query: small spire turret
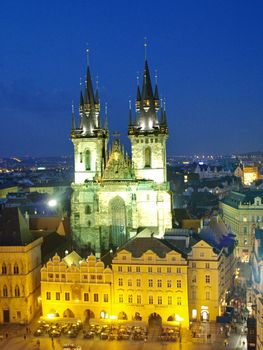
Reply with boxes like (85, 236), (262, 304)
(128, 99), (133, 126)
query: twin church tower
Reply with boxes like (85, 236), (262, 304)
(70, 49), (172, 255)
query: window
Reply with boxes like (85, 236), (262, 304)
(84, 293), (89, 302)
(157, 279), (162, 288)
(200, 252), (204, 257)
(46, 292), (51, 300)
(85, 205), (91, 215)
(85, 149), (91, 170)
(205, 275), (210, 284)
(2, 263), (7, 274)
(122, 256), (126, 260)
(136, 279), (141, 287)
(205, 263), (210, 269)
(192, 275), (196, 283)
(127, 279), (132, 287)
(167, 280), (172, 288)
(118, 266), (122, 272)
(157, 267), (161, 273)
(94, 293), (99, 302)
(192, 262), (196, 268)
(83, 275), (87, 280)
(65, 292), (70, 301)
(104, 294), (108, 302)
(243, 227), (247, 234)
(14, 285), (20, 297)
(148, 267), (153, 273)
(167, 267), (171, 273)
(177, 280), (182, 288)
(145, 147), (151, 167)
(119, 294), (123, 303)
(177, 296), (182, 305)
(80, 152), (83, 163)
(127, 266), (132, 272)
(176, 267), (181, 274)
(56, 292), (60, 300)
(137, 295), (141, 304)
(205, 291), (210, 300)
(118, 278), (123, 286)
(14, 263), (19, 274)
(55, 274), (59, 279)
(136, 266), (140, 273)
(168, 296), (172, 305)
(148, 279), (153, 288)
(48, 273), (53, 279)
(149, 295), (153, 304)
(128, 295), (133, 303)
(158, 296), (162, 305)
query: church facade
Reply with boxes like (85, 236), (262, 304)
(70, 56), (172, 254)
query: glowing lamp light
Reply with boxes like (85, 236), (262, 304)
(47, 313), (55, 319)
(175, 314), (184, 322)
(48, 199), (57, 207)
(109, 315), (117, 320)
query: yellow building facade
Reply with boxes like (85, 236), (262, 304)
(187, 240), (236, 322)
(111, 237), (189, 328)
(41, 252), (113, 321)
(0, 208), (43, 323)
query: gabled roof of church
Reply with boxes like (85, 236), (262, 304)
(0, 207), (35, 246)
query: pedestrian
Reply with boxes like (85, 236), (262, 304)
(5, 333), (8, 339)
(24, 334), (26, 340)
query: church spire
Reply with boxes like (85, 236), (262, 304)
(71, 101), (76, 138)
(128, 99), (133, 126)
(128, 42), (168, 136)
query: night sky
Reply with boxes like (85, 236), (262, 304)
(0, 0), (263, 157)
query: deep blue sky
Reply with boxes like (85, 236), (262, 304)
(0, 0), (263, 157)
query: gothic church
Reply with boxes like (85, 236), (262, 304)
(70, 54), (172, 255)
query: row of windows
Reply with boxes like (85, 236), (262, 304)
(191, 262), (211, 269)
(117, 265), (181, 273)
(118, 294), (182, 306)
(135, 138), (159, 144)
(1, 263), (19, 275)
(47, 273), (106, 281)
(191, 275), (211, 284)
(191, 291), (211, 300)
(118, 278), (182, 288)
(46, 292), (108, 303)
(1, 285), (20, 297)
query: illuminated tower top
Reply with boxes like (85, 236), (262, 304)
(128, 47), (168, 136)
(71, 50), (107, 139)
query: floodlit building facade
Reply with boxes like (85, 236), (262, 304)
(111, 237), (189, 328)
(220, 190), (263, 261)
(0, 208), (42, 323)
(70, 55), (172, 254)
(41, 251), (113, 321)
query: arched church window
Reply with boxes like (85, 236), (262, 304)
(85, 205), (91, 215)
(14, 285), (20, 297)
(3, 285), (8, 297)
(109, 196), (126, 247)
(2, 263), (7, 274)
(144, 147), (151, 168)
(14, 263), (19, 274)
(85, 150), (91, 170)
